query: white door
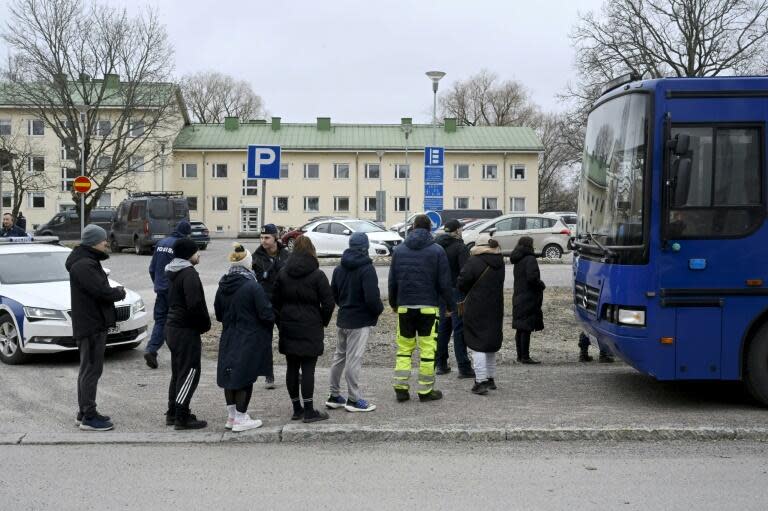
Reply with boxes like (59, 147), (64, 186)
(240, 208), (260, 233)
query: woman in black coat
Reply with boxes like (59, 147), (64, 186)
(272, 236), (335, 423)
(509, 236), (545, 364)
(457, 234), (505, 395)
(214, 243), (274, 432)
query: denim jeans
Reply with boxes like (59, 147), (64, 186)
(436, 288), (472, 373)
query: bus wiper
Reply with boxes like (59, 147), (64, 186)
(575, 233), (617, 259)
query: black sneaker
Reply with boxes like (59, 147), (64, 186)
(303, 409), (330, 423)
(487, 378), (497, 390)
(435, 364), (452, 375)
(418, 389), (443, 402)
(76, 412), (111, 426)
(264, 376), (276, 390)
(395, 388), (410, 402)
(174, 414), (207, 430)
(165, 410), (175, 426)
(520, 357), (541, 365)
(471, 381), (490, 395)
(144, 352), (158, 369)
(291, 407), (305, 420)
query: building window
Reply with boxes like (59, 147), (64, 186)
(511, 164), (526, 180)
(212, 196), (228, 211)
(482, 197), (498, 210)
(0, 119), (10, 135)
(28, 119), (44, 136)
(242, 178), (258, 196)
(454, 164), (470, 180)
(60, 140), (75, 161)
(482, 164), (498, 180)
(61, 167), (77, 191)
(96, 120), (111, 137)
(395, 164), (410, 180)
(304, 196), (319, 212)
(365, 163), (380, 179)
(454, 197), (470, 209)
(212, 163), (228, 178)
(273, 196), (289, 212)
(28, 192), (45, 208)
(1, 192), (11, 208)
(304, 163), (319, 179)
(129, 155), (144, 172)
(29, 156), (45, 173)
(181, 163), (197, 179)
(187, 196), (198, 211)
(334, 196), (350, 212)
(280, 163), (289, 178)
(128, 120), (144, 138)
(510, 196), (526, 212)
(333, 163), (350, 179)
(394, 196), (410, 212)
(97, 193), (112, 208)
(364, 196), (377, 212)
(95, 156), (111, 175)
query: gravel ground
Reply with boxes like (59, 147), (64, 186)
(201, 287), (584, 367)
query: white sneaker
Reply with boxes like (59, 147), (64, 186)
(225, 417), (234, 430)
(232, 415), (263, 432)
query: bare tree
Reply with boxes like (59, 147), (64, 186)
(0, 133), (56, 218)
(2, 0), (179, 223)
(537, 113), (582, 212)
(181, 71), (265, 123)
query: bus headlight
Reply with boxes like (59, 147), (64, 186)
(618, 308), (645, 326)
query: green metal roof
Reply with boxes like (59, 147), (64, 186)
(173, 123), (544, 152)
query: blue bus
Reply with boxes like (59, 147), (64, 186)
(573, 75), (768, 405)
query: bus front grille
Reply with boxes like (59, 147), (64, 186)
(574, 281), (599, 315)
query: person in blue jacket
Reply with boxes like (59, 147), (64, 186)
(144, 220), (192, 369)
(1, 213), (27, 237)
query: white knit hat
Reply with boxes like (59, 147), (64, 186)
(228, 243), (253, 269)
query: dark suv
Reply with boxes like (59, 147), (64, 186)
(109, 192), (189, 255)
(35, 208), (115, 240)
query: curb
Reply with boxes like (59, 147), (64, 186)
(6, 426), (768, 445)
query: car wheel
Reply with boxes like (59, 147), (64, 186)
(110, 237), (121, 253)
(543, 244), (563, 259)
(466, 242), (475, 251)
(744, 323), (768, 406)
(134, 237), (150, 255)
(287, 238), (295, 252)
(0, 314), (27, 365)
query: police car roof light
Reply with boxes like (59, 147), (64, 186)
(0, 236), (61, 245)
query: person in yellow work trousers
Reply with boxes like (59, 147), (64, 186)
(387, 214), (454, 402)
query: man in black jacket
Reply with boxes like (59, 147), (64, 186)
(1, 213), (26, 237)
(434, 219), (474, 378)
(165, 238), (211, 430)
(66, 224), (126, 431)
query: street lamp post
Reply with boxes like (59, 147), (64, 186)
(76, 106), (90, 238)
(158, 141), (167, 192)
(425, 71), (446, 146)
(402, 126), (412, 222)
(375, 149), (385, 223)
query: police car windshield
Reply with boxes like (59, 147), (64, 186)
(0, 252), (70, 284)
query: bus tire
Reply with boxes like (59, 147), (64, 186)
(744, 323), (768, 406)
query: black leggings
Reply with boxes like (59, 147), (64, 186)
(224, 385), (253, 413)
(515, 330), (532, 359)
(285, 355), (317, 402)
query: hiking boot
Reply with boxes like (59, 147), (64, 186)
(520, 357), (541, 365)
(303, 409), (330, 423)
(457, 370), (476, 379)
(232, 414), (263, 432)
(418, 389), (443, 402)
(325, 394), (347, 410)
(345, 399), (376, 413)
(395, 388), (410, 402)
(471, 381), (490, 395)
(79, 416), (114, 431)
(599, 354), (615, 363)
(174, 414), (207, 430)
(264, 377), (276, 390)
(435, 364), (452, 375)
(487, 378), (498, 390)
(144, 352), (158, 369)
(76, 412), (111, 426)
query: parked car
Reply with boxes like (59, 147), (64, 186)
(189, 221), (210, 250)
(281, 219), (331, 251)
(544, 211), (578, 231)
(0, 236), (149, 364)
(34, 208), (115, 240)
(302, 218), (401, 256)
(462, 213), (572, 258)
(109, 191), (189, 255)
(390, 209), (503, 237)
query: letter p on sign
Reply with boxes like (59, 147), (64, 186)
(247, 145), (281, 179)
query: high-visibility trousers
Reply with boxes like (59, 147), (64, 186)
(393, 306), (439, 395)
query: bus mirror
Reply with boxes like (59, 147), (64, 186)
(669, 133), (690, 156)
(672, 158), (692, 207)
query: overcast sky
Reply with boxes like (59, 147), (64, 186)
(1, 0), (606, 123)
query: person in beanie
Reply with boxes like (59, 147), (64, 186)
(144, 220), (192, 369)
(165, 238), (210, 429)
(388, 214), (453, 403)
(433, 219), (473, 378)
(214, 243), (273, 432)
(272, 236), (335, 423)
(252, 223), (289, 389)
(510, 236), (545, 364)
(326, 232), (384, 413)
(457, 233), (505, 395)
(65, 224), (126, 431)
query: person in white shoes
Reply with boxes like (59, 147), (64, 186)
(214, 243), (275, 432)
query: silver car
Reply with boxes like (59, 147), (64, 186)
(462, 213), (572, 258)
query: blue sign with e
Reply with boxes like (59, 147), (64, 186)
(424, 146), (444, 166)
(247, 145), (281, 179)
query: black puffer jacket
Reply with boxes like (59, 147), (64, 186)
(434, 233), (470, 287)
(65, 246), (126, 338)
(252, 244), (289, 300)
(272, 252), (335, 357)
(166, 260), (211, 334)
(457, 250), (506, 352)
(510, 246), (545, 332)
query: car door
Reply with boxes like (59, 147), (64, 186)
(487, 217), (523, 254)
(307, 222), (332, 256)
(65, 213), (81, 240)
(523, 216), (548, 254)
(328, 222), (351, 255)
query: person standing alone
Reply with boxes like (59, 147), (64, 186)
(510, 236), (545, 364)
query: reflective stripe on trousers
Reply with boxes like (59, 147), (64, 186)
(393, 307), (439, 395)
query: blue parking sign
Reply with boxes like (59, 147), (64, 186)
(247, 145), (281, 179)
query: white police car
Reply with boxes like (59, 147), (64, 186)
(0, 237), (149, 364)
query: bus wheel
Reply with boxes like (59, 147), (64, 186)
(744, 323), (768, 406)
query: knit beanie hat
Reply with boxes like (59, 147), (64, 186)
(81, 224), (107, 247)
(349, 232), (369, 253)
(175, 220), (192, 236)
(173, 238), (199, 260)
(229, 242), (253, 269)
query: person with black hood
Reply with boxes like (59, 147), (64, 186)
(165, 238), (210, 430)
(66, 224), (126, 431)
(509, 236), (545, 364)
(326, 232), (384, 413)
(214, 243), (274, 432)
(433, 219), (473, 378)
(272, 236), (335, 423)
(252, 223), (289, 389)
(457, 233), (506, 395)
(388, 214), (453, 403)
(144, 219), (192, 369)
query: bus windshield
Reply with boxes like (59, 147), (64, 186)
(578, 93), (648, 248)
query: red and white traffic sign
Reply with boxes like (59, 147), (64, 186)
(73, 176), (92, 194)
